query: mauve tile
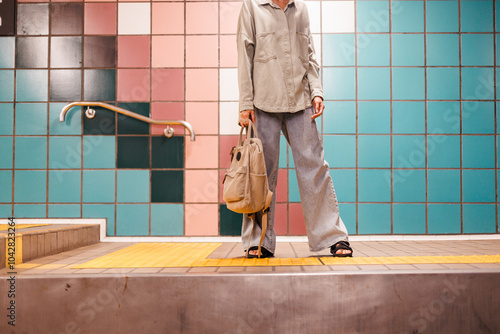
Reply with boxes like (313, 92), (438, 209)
(84, 3), (117, 35)
(50, 3), (83, 35)
(152, 36), (184, 68)
(219, 135), (238, 169)
(289, 203), (307, 235)
(117, 36), (150, 68)
(84, 36), (116, 68)
(16, 37), (48, 68)
(274, 203), (288, 236)
(17, 4), (49, 35)
(276, 169), (288, 202)
(117, 69), (150, 102)
(151, 69), (184, 101)
(185, 102), (219, 135)
(185, 204), (218, 236)
(186, 35), (218, 68)
(220, 35), (238, 68)
(185, 170), (218, 203)
(150, 102), (184, 136)
(220, 2), (242, 34)
(152, 3), (184, 34)
(185, 69), (218, 101)
(186, 3), (218, 34)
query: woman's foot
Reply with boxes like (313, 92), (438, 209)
(330, 241), (353, 257)
(247, 246), (274, 258)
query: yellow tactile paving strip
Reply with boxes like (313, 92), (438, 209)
(0, 224), (49, 231)
(72, 243), (500, 269)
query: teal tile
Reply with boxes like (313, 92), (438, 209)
(393, 204), (426, 234)
(427, 135), (460, 168)
(358, 135), (391, 168)
(428, 170), (460, 202)
(151, 170), (183, 203)
(15, 103), (47, 135)
(462, 135), (495, 168)
(151, 136), (184, 169)
(48, 170), (81, 203)
(16, 70), (48, 102)
(462, 67), (494, 100)
(14, 204), (46, 218)
(426, 34), (459, 66)
(358, 203), (391, 234)
(427, 68), (460, 100)
(151, 204), (183, 236)
(461, 0), (493, 32)
(393, 135), (426, 168)
(117, 170), (149, 203)
(289, 143), (295, 169)
(117, 136), (150, 169)
(392, 68), (425, 100)
(82, 136), (116, 169)
(84, 69), (116, 101)
(358, 68), (390, 100)
(426, 1), (459, 32)
(339, 203), (356, 234)
(0, 205), (13, 218)
(463, 204), (496, 233)
(322, 34), (355, 66)
(323, 67), (356, 100)
(323, 135), (356, 168)
(323, 101), (356, 134)
(288, 169), (300, 202)
(0, 37), (15, 68)
(14, 170), (47, 203)
(498, 137), (500, 167)
(393, 102), (425, 134)
(330, 169), (356, 202)
(427, 102), (461, 134)
(461, 34), (494, 66)
(462, 102), (494, 134)
(117, 102), (150, 135)
(393, 170), (426, 202)
(496, 35), (500, 65)
(0, 170), (12, 203)
(116, 204), (149, 236)
(391, 1), (424, 32)
(497, 0), (500, 31)
(358, 169), (391, 202)
(0, 103), (14, 135)
(391, 34), (424, 66)
(49, 136), (81, 169)
(0, 137), (13, 168)
(356, 1), (390, 33)
(48, 204), (80, 218)
(357, 34), (390, 66)
(428, 204), (461, 234)
(0, 70), (14, 101)
(279, 136), (287, 168)
(49, 103), (82, 135)
(82, 170), (115, 203)
(15, 136), (46, 169)
(358, 101), (390, 134)
(220, 204), (243, 236)
(83, 204), (115, 236)
(463, 170), (495, 202)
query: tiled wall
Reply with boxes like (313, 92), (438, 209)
(0, 0), (499, 236)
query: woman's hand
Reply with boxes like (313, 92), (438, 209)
(239, 109), (256, 127)
(311, 96), (325, 120)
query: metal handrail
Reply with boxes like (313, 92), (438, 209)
(60, 102), (195, 141)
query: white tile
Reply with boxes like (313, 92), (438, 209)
(312, 33), (321, 66)
(219, 68), (239, 101)
(219, 101), (241, 135)
(305, 1), (321, 34)
(118, 3), (151, 35)
(322, 1), (355, 33)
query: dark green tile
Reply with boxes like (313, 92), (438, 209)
(219, 204), (243, 236)
(17, 4), (49, 36)
(84, 69), (115, 101)
(50, 36), (82, 68)
(83, 106), (115, 135)
(151, 170), (183, 203)
(117, 136), (150, 169)
(117, 102), (150, 135)
(151, 136), (184, 168)
(16, 37), (48, 68)
(50, 3), (83, 35)
(50, 69), (82, 101)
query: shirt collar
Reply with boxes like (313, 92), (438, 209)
(258, 0), (295, 9)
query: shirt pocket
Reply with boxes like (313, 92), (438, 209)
(296, 32), (310, 66)
(254, 32), (278, 63)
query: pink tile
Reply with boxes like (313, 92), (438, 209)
(185, 204), (218, 236)
(152, 3), (184, 34)
(83, 0), (113, 2)
(84, 3), (117, 35)
(52, 0), (83, 2)
(117, 69), (150, 102)
(220, 35), (237, 68)
(117, 36), (150, 68)
(186, 35), (218, 68)
(220, 2), (242, 34)
(151, 69), (184, 101)
(186, 69), (218, 101)
(185, 170), (219, 203)
(219, 169), (226, 203)
(276, 169), (288, 203)
(185, 135), (218, 168)
(186, 3), (218, 34)
(185, 102), (219, 135)
(150, 102), (184, 135)
(152, 36), (184, 68)
(274, 203), (288, 236)
(289, 203), (307, 236)
(219, 135), (239, 169)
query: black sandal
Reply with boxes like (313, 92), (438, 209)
(330, 241), (353, 257)
(246, 246), (274, 259)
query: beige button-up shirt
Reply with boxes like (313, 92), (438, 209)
(237, 0), (323, 113)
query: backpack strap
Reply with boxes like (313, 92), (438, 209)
(245, 208), (269, 259)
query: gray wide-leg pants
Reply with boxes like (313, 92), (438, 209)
(241, 107), (349, 253)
